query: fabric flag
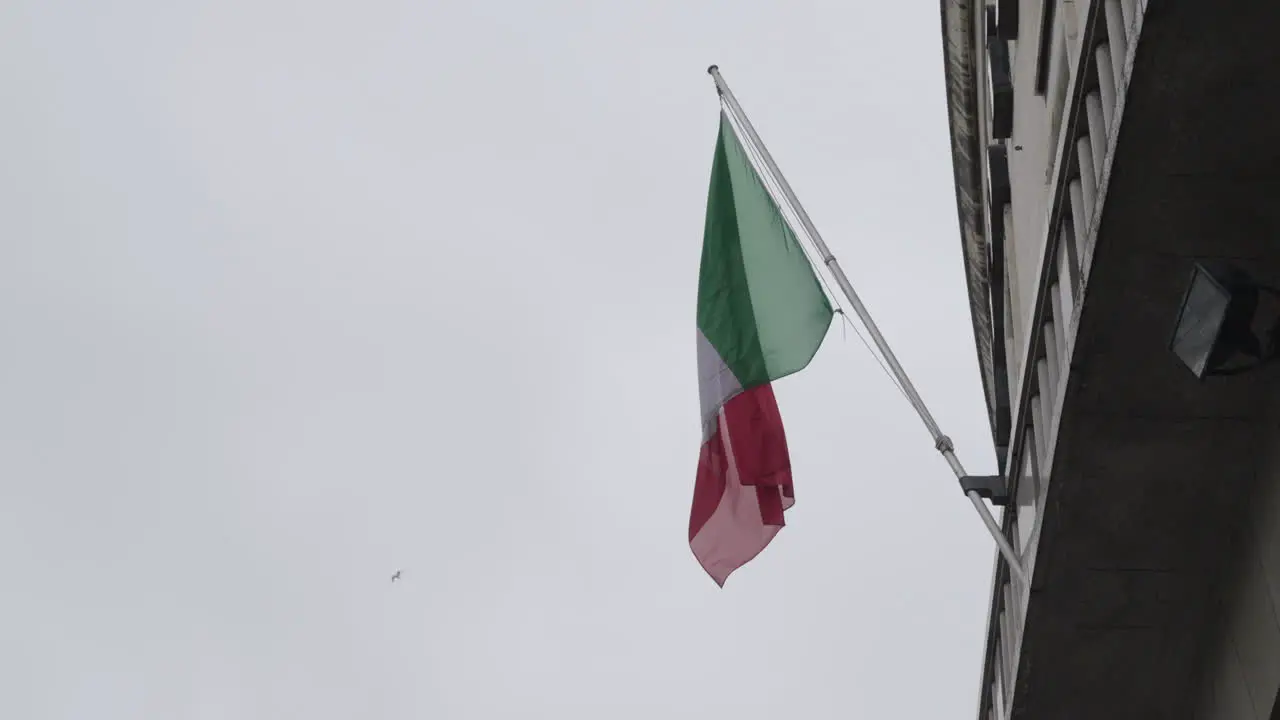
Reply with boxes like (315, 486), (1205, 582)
(690, 112), (834, 586)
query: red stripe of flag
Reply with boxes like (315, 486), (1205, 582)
(689, 384), (795, 586)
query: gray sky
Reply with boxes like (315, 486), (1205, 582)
(0, 2), (998, 717)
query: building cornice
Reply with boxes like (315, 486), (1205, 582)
(940, 0), (999, 446)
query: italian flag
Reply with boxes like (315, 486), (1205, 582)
(691, 113), (834, 586)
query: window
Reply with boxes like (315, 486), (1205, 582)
(1034, 0), (1057, 94)
(988, 143), (1012, 209)
(997, 0), (1020, 41)
(987, 7), (1015, 139)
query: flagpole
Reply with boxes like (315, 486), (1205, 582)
(707, 65), (1027, 586)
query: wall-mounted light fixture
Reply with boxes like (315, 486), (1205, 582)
(1171, 262), (1278, 378)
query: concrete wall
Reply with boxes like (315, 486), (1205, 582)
(1199, 415), (1280, 720)
(995, 0), (1091, 404)
(1004, 0), (1051, 376)
(969, 0), (1280, 716)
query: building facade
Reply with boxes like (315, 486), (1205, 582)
(942, 0), (1280, 717)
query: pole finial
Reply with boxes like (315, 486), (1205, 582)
(706, 64), (719, 75)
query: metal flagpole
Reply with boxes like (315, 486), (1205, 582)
(707, 65), (1027, 586)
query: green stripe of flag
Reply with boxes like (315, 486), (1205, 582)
(696, 113), (834, 389)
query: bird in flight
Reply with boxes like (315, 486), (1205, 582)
(391, 570), (402, 582)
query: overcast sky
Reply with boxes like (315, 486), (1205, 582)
(0, 2), (999, 718)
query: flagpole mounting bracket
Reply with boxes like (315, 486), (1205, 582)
(960, 474), (1010, 506)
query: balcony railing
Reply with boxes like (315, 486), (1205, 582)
(977, 1), (1149, 718)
